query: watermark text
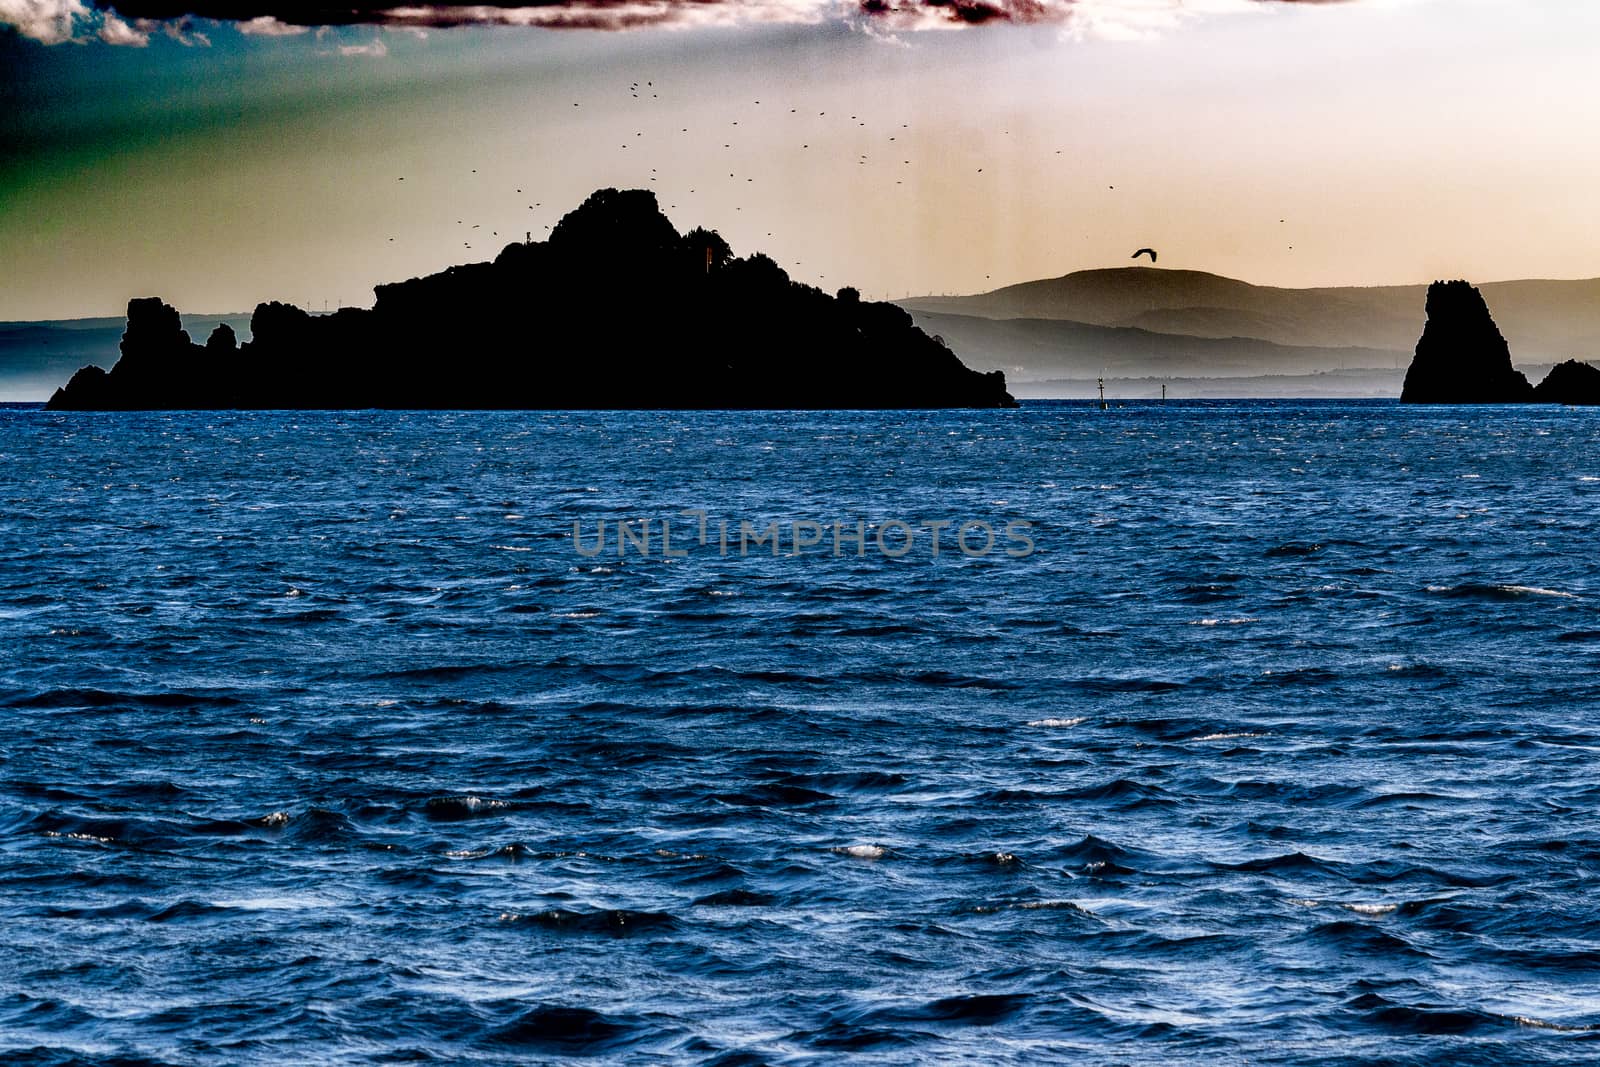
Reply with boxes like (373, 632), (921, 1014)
(570, 510), (1034, 559)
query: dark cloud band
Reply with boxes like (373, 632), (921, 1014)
(1, 0), (1355, 45)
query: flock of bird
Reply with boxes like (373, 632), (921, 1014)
(382, 75), (1297, 295)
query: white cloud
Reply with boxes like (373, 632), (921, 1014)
(0, 0), (91, 44)
(237, 15), (308, 36)
(164, 19), (208, 43)
(97, 9), (148, 43)
(0, 0), (204, 45)
(1062, 0), (1261, 42)
(337, 36), (388, 56)
(0, 0), (1369, 46)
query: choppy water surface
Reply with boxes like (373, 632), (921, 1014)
(3, 401), (1600, 1065)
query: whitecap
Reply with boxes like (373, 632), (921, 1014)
(216, 895), (324, 911)
(1027, 717), (1085, 728)
(833, 844), (887, 859)
(1510, 1015), (1600, 1032)
(1191, 732), (1267, 742)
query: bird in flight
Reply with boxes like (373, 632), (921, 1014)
(1131, 248), (1158, 263)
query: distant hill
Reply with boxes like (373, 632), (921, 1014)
(0, 315), (250, 402)
(902, 268), (1600, 366)
(910, 310), (1407, 381)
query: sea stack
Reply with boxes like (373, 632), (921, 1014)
(1400, 280), (1532, 403)
(1531, 360), (1600, 405)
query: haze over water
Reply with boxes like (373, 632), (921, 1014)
(3, 402), (1599, 1063)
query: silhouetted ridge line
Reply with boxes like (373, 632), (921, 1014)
(1401, 280), (1600, 404)
(47, 188), (1014, 411)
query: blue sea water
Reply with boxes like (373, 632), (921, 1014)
(2, 400), (1599, 1065)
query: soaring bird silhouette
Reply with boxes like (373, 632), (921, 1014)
(1131, 248), (1158, 263)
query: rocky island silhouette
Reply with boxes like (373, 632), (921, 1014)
(1402, 280), (1600, 404)
(47, 189), (1015, 411)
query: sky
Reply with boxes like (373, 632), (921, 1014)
(2, 0), (1599, 320)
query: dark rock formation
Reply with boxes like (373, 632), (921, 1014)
(205, 323), (237, 353)
(49, 189), (1014, 410)
(1532, 359), (1600, 405)
(1401, 280), (1533, 403)
(1398, 279), (1600, 405)
(47, 296), (211, 409)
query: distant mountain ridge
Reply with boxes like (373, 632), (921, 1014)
(1, 316), (250, 333)
(901, 268), (1600, 363)
(0, 315), (251, 403)
(910, 310), (1403, 378)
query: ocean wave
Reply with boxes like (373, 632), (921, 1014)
(483, 1003), (666, 1054)
(499, 908), (680, 938)
(1426, 582), (1578, 600)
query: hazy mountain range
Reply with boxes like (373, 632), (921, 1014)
(900, 268), (1600, 398)
(0, 315), (251, 404)
(5, 267), (1599, 402)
